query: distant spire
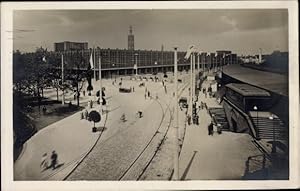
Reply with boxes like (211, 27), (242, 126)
(128, 26), (134, 50)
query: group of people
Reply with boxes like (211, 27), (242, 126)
(208, 121), (222, 136)
(40, 150), (58, 171)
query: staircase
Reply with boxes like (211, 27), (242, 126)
(250, 113), (288, 141)
(208, 107), (229, 131)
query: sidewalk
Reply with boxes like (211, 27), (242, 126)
(14, 83), (112, 180)
(178, 79), (269, 180)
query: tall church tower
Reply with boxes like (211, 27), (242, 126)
(128, 26), (134, 50)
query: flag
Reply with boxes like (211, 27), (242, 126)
(89, 51), (94, 69)
(215, 53), (218, 57)
(223, 53), (226, 58)
(184, 45), (194, 59)
(133, 63), (137, 69)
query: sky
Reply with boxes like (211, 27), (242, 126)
(13, 9), (288, 55)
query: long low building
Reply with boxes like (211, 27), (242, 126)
(219, 64), (289, 131)
(222, 64), (288, 97)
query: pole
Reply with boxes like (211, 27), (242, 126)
(192, 53), (196, 107)
(135, 54), (138, 76)
(197, 53), (200, 73)
(189, 52), (193, 116)
(61, 53), (65, 105)
(99, 55), (102, 115)
(93, 47), (96, 81)
(173, 47), (179, 180)
(271, 115), (276, 154)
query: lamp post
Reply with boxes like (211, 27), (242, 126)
(173, 46), (179, 180)
(253, 106), (258, 137)
(269, 114), (276, 154)
(135, 53), (138, 76)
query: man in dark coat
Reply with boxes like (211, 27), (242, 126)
(208, 122), (214, 136)
(50, 150), (58, 170)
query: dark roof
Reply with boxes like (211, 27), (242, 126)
(223, 64), (288, 96)
(226, 83), (271, 97)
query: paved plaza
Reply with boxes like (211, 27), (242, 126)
(13, 72), (274, 181)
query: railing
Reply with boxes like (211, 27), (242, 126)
(223, 97), (258, 139)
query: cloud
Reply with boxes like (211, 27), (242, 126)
(13, 9), (288, 54)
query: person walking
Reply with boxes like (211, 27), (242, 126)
(208, 122), (214, 136)
(85, 109), (89, 120)
(50, 150), (58, 170)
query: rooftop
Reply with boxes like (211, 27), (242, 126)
(223, 64), (288, 96)
(226, 83), (271, 97)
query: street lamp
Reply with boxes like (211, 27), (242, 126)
(253, 106), (258, 137)
(269, 114), (276, 154)
(134, 53), (138, 76)
(173, 46), (179, 180)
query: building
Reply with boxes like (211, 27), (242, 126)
(54, 41), (88, 52)
(128, 26), (134, 50)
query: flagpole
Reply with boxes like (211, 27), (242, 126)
(61, 53), (65, 105)
(173, 47), (179, 180)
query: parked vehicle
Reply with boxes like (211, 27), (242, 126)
(179, 97), (188, 108)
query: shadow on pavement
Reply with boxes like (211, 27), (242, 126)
(96, 126), (107, 132)
(181, 151), (198, 180)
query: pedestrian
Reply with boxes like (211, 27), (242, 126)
(187, 115), (191, 125)
(217, 124), (222, 134)
(42, 106), (47, 115)
(83, 90), (85, 97)
(90, 100), (93, 108)
(85, 109), (89, 120)
(208, 122), (214, 136)
(74, 94), (76, 101)
(40, 153), (48, 171)
(50, 150), (58, 170)
(148, 91), (150, 97)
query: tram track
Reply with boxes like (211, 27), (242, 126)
(119, 79), (190, 180)
(66, 75), (190, 180)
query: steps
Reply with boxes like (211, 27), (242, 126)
(208, 107), (229, 130)
(251, 116), (288, 141)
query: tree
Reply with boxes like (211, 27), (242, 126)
(63, 50), (88, 106)
(13, 47), (52, 113)
(88, 110), (101, 132)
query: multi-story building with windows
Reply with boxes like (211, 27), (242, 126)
(54, 41), (88, 52)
